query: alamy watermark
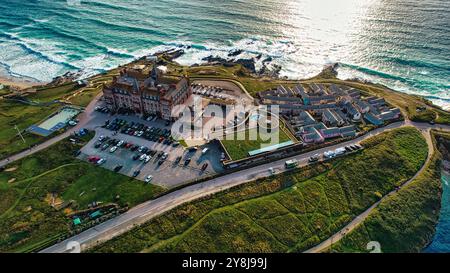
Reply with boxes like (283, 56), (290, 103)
(171, 96), (282, 148)
(66, 241), (81, 253)
(366, 241), (382, 253)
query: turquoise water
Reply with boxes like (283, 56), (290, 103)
(424, 171), (450, 253)
(0, 0), (449, 109)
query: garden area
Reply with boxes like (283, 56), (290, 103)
(220, 127), (293, 161)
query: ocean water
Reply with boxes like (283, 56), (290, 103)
(0, 0), (449, 109)
(424, 171), (450, 253)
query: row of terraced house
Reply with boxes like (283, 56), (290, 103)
(257, 83), (401, 145)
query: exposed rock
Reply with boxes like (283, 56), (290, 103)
(228, 49), (243, 57)
(235, 58), (256, 73)
(262, 56), (273, 63)
(201, 55), (257, 73)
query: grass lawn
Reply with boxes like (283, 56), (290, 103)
(220, 127), (292, 161)
(330, 130), (448, 253)
(92, 127), (428, 253)
(30, 83), (79, 102)
(0, 88), (11, 96)
(0, 132), (165, 252)
(67, 85), (102, 107)
(0, 100), (60, 159)
(0, 83), (83, 160)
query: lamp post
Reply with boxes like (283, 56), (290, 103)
(14, 125), (26, 144)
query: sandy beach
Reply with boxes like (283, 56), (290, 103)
(0, 76), (44, 90)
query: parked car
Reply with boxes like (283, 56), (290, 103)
(324, 151), (335, 159)
(201, 148), (209, 155)
(269, 167), (275, 175)
(145, 175), (153, 183)
(125, 143), (133, 149)
(201, 163), (208, 171)
(114, 165), (123, 172)
(139, 154), (147, 161)
(96, 158), (106, 165)
(88, 156), (100, 163)
(175, 156), (182, 164)
(184, 158), (191, 165)
(309, 154), (320, 163)
(132, 170), (140, 177)
(110, 146), (118, 153)
(144, 156), (151, 163)
(130, 145), (139, 151)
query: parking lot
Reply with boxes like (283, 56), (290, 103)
(79, 111), (225, 188)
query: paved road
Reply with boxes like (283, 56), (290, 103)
(304, 126), (436, 253)
(42, 120), (437, 253)
(0, 93), (102, 168)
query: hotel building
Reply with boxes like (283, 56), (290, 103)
(103, 64), (191, 120)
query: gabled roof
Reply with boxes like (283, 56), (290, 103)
(379, 111), (396, 121)
(340, 125), (356, 133)
(364, 112), (383, 125)
(302, 127), (324, 143)
(320, 127), (341, 136)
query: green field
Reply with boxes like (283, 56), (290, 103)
(0, 133), (165, 252)
(330, 131), (448, 253)
(0, 72), (119, 160)
(0, 100), (60, 159)
(220, 127), (292, 161)
(0, 87), (10, 96)
(0, 83), (83, 159)
(92, 127), (428, 253)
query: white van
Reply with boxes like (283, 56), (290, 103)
(334, 147), (346, 155)
(324, 151), (335, 158)
(202, 148), (209, 155)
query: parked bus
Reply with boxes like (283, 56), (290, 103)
(285, 159), (299, 169)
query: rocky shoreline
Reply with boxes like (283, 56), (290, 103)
(154, 45), (285, 78)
